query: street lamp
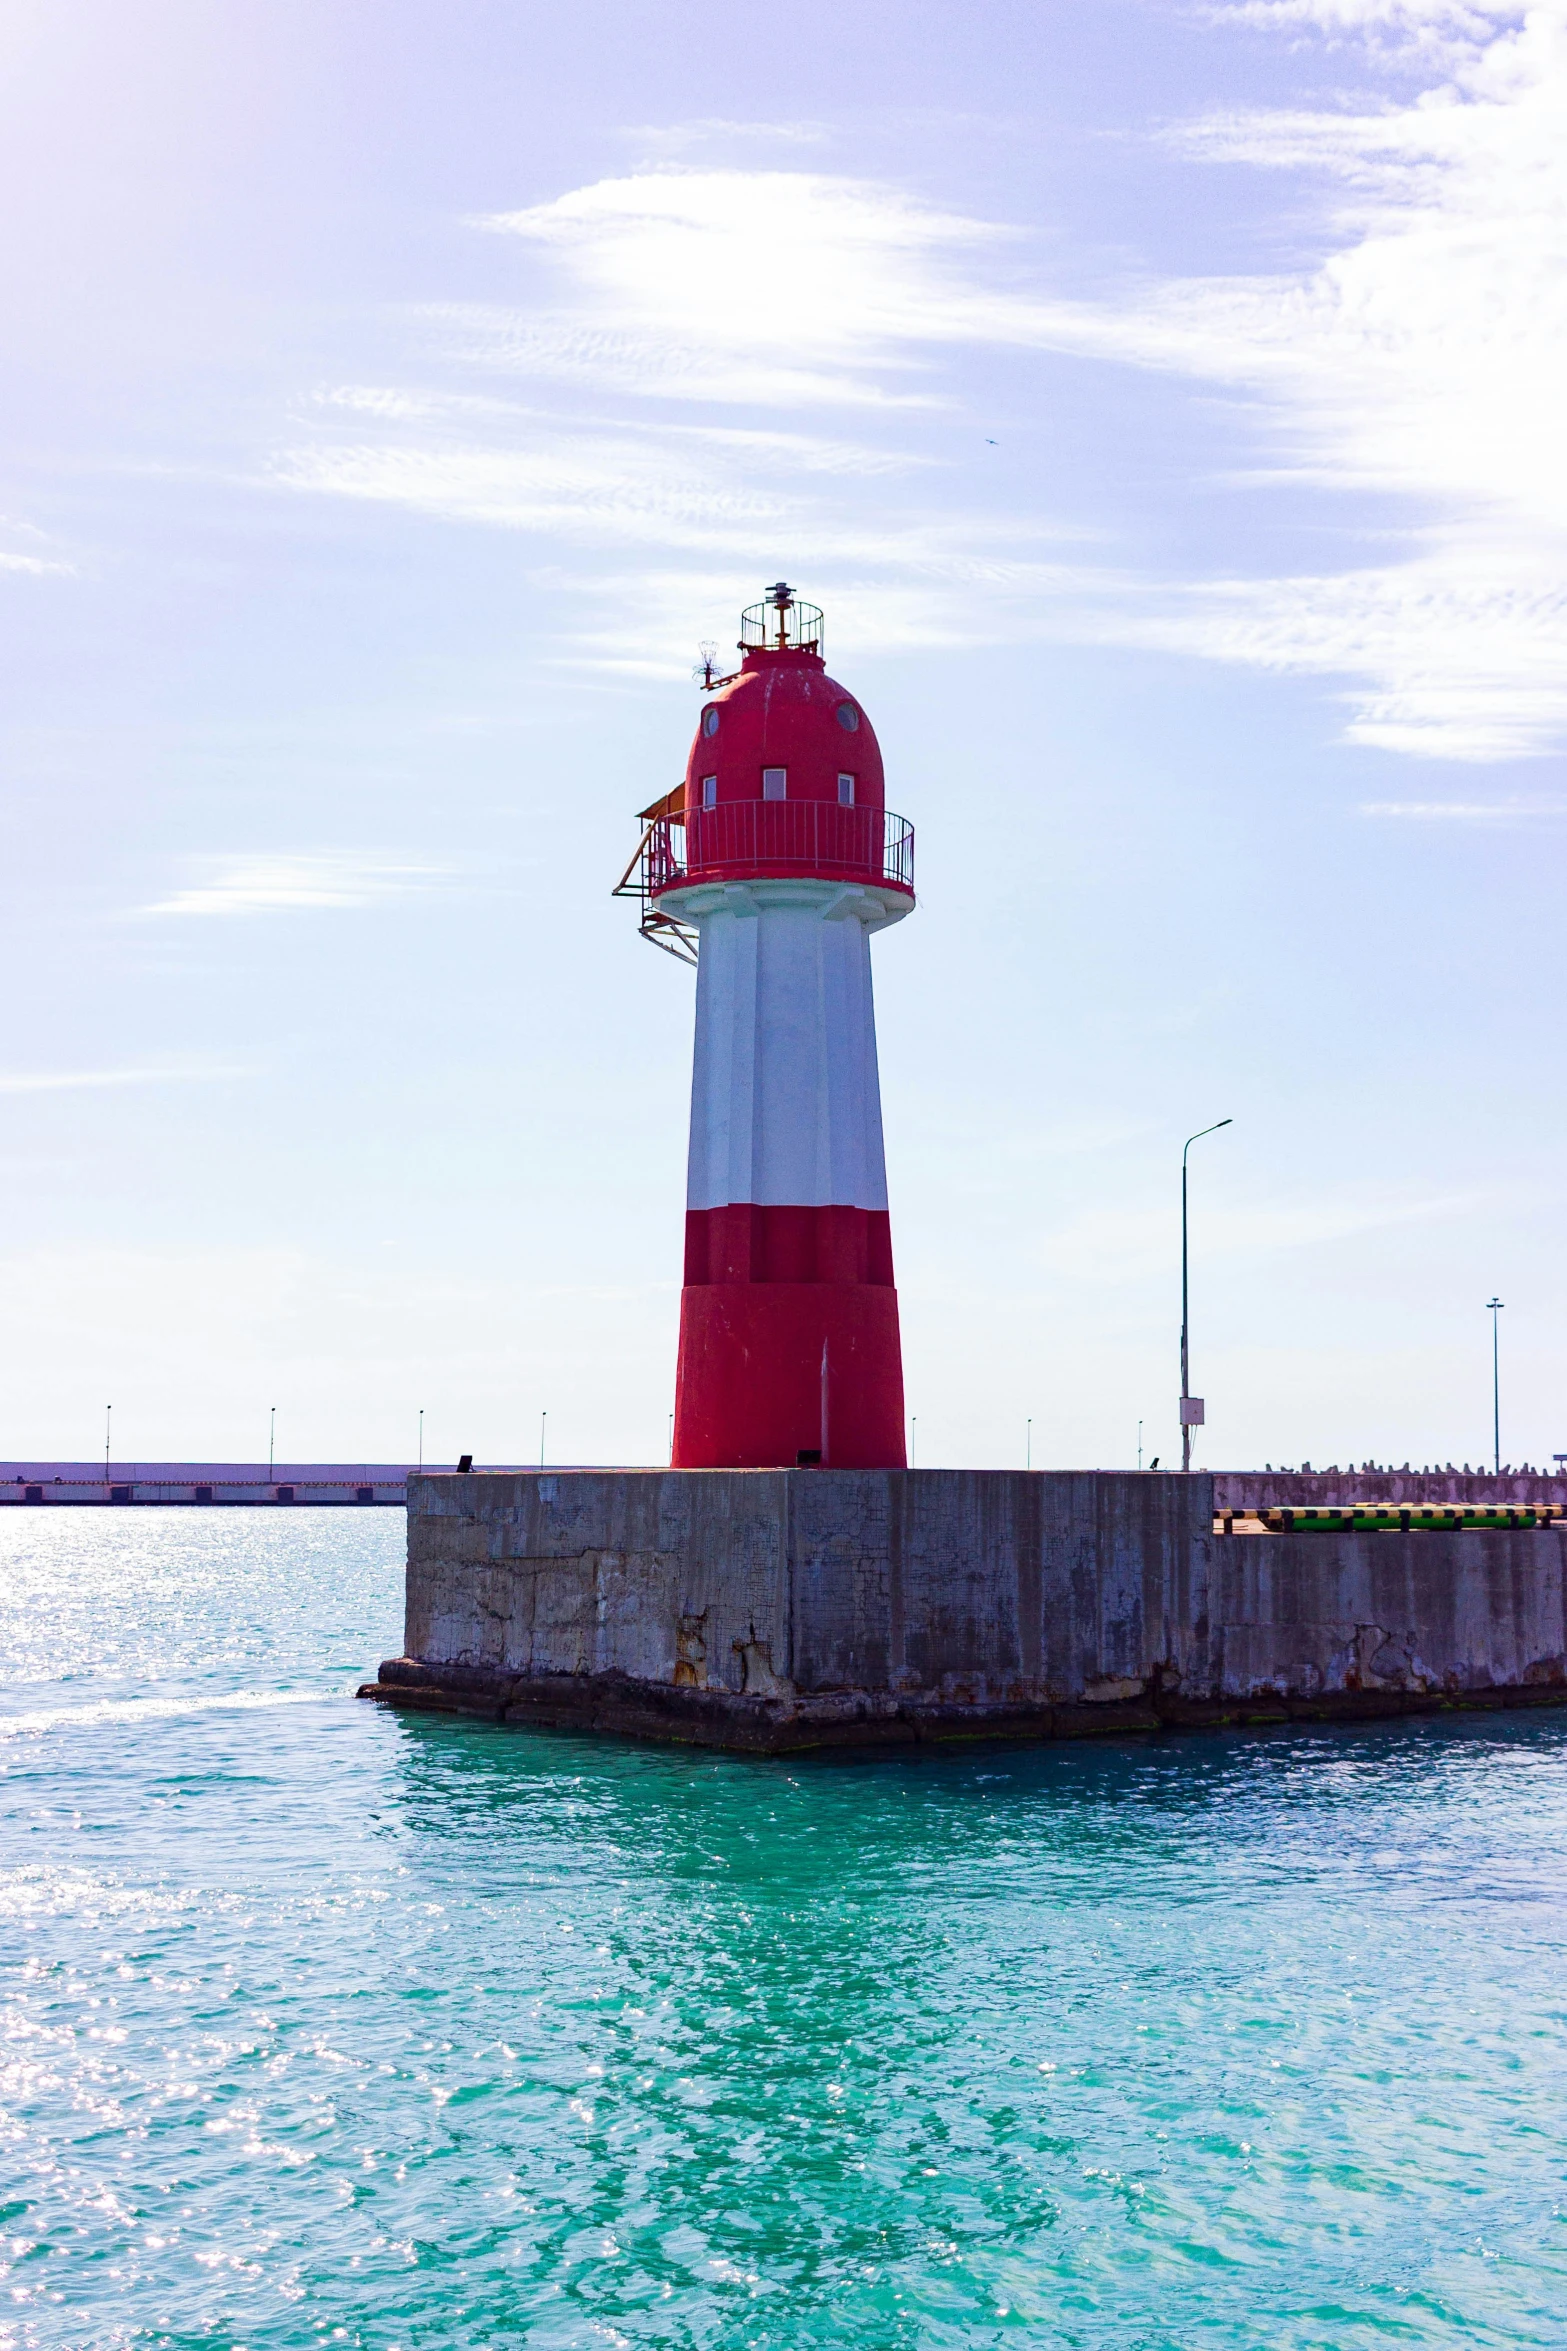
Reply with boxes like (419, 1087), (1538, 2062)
(1181, 1121), (1233, 1472)
(1486, 1298), (1504, 1475)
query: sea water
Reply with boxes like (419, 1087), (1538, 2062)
(1, 1512), (1565, 2350)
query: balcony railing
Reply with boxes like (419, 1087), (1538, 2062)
(614, 799), (915, 960)
(740, 595), (825, 655)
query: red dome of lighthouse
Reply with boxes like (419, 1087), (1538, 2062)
(685, 650), (886, 813)
(643, 585), (911, 909)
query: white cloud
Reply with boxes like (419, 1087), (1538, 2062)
(0, 515), (74, 577)
(1361, 794), (1567, 815)
(0, 1064), (245, 1093)
(1079, 543), (1567, 758)
(273, 405), (1091, 666)
(315, 384), (449, 422)
(622, 118), (829, 158)
(142, 853), (445, 918)
(1066, 6), (1567, 754)
(274, 432), (807, 550)
(467, 171), (1016, 407)
(1220, 1), (1516, 39)
(276, 5), (1567, 759)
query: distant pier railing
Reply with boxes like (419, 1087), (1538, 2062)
(0, 1463), (628, 1505)
(1, 1463), (419, 1506)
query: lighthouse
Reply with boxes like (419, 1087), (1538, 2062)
(617, 585), (915, 1469)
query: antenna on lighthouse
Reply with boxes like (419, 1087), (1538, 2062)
(692, 640), (720, 689)
(766, 581), (794, 649)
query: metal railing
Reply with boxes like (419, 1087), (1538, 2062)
(614, 799), (914, 959)
(740, 595), (825, 655)
(663, 799), (912, 891)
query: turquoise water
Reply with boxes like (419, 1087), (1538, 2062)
(3, 1516), (1566, 2349)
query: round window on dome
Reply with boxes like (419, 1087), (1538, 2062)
(835, 702), (859, 731)
(702, 707), (720, 737)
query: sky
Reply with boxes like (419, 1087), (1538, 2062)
(1, 0), (1563, 1472)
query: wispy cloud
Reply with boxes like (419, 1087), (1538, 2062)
(467, 171), (1014, 408)
(623, 119), (829, 159)
(1065, 7), (1567, 755)
(1361, 795), (1567, 819)
(274, 431), (807, 550)
(273, 4), (1567, 760)
(142, 853), (446, 918)
(0, 515), (74, 577)
(1078, 547), (1567, 761)
(273, 398), (1091, 668)
(0, 1064), (246, 1093)
(1219, 1), (1514, 42)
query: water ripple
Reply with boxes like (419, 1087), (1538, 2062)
(2, 1512), (1566, 2348)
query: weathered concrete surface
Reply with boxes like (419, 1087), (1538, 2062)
(360, 1469), (1567, 1751)
(1191, 1527), (1567, 1728)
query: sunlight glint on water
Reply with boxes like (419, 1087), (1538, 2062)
(2, 1511), (1565, 2348)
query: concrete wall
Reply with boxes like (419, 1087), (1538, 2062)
(1212, 1528), (1565, 1708)
(366, 1468), (1567, 1750)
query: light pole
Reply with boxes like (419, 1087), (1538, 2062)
(1026, 1417), (1032, 1471)
(539, 1410), (547, 1470)
(105, 1405), (111, 1480)
(1181, 1120), (1233, 1472)
(1487, 1298), (1504, 1474)
(418, 1408), (424, 1469)
(269, 1407), (276, 1478)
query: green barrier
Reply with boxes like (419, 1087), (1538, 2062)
(1226, 1506), (1565, 1534)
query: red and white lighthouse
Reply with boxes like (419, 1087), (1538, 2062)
(618, 586), (915, 1469)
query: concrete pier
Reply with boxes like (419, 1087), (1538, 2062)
(359, 1469), (1567, 1751)
(1, 1461), (416, 1505)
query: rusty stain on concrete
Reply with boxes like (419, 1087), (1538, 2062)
(673, 1610), (708, 1687)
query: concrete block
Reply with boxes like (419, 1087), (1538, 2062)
(361, 1469), (1567, 1752)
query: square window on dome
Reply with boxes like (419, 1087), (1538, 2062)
(837, 773), (855, 806)
(702, 774), (717, 808)
(762, 767), (787, 800)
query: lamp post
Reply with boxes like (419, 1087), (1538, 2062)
(417, 1408), (424, 1469)
(1486, 1298), (1504, 1475)
(269, 1407), (276, 1479)
(1181, 1120), (1233, 1472)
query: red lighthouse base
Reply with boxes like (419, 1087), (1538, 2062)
(672, 1282), (907, 1470)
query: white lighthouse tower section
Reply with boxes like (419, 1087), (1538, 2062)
(670, 877), (911, 1213)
